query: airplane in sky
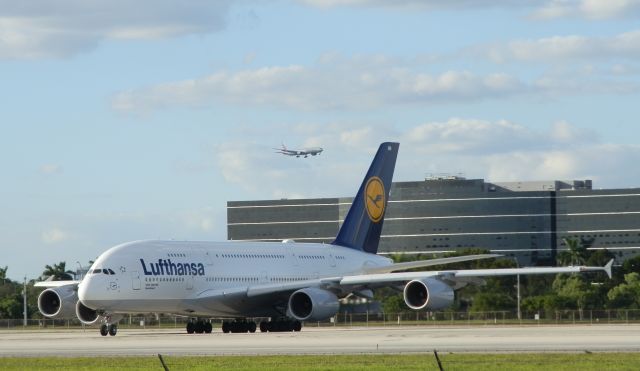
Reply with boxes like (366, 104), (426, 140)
(274, 143), (323, 158)
(35, 142), (612, 336)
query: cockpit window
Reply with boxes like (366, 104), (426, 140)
(92, 268), (115, 275)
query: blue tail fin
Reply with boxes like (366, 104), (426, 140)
(332, 142), (399, 254)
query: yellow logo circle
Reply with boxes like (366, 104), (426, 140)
(364, 177), (385, 223)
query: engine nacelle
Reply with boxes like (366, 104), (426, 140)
(38, 286), (78, 319)
(403, 278), (454, 310)
(287, 287), (340, 322)
(76, 301), (101, 325)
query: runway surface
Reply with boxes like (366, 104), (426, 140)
(1, 325), (639, 357)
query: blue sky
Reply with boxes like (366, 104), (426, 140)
(2, 0), (640, 280)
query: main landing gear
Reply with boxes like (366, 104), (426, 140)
(100, 323), (118, 336)
(259, 318), (302, 332)
(186, 319), (213, 334)
(182, 318), (303, 334)
(222, 319), (257, 333)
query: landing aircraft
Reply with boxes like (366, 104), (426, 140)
(35, 142), (612, 336)
(274, 143), (323, 158)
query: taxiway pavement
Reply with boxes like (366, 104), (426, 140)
(1, 325), (639, 357)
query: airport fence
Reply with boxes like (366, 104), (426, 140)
(2, 309), (640, 330)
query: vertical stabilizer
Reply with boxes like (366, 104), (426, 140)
(332, 142), (399, 254)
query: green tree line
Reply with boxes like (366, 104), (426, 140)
(378, 239), (640, 315)
(2, 244), (640, 319)
(0, 262), (76, 319)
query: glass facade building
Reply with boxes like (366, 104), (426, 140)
(227, 178), (640, 265)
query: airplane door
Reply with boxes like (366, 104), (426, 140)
(260, 271), (269, 284)
(328, 251), (337, 267)
(131, 271), (141, 290)
(287, 246), (299, 266)
(186, 276), (194, 290)
(197, 248), (214, 266)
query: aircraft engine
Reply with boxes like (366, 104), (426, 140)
(287, 287), (340, 322)
(403, 278), (454, 310)
(37, 286), (78, 319)
(75, 301), (102, 325)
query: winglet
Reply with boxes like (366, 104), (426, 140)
(604, 259), (614, 279)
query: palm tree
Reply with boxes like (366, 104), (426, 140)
(41, 262), (75, 281)
(558, 237), (588, 266)
(0, 266), (7, 285)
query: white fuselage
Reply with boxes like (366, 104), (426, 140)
(78, 240), (392, 317)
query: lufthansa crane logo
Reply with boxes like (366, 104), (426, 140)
(364, 176), (385, 223)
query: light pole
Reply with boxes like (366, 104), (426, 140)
(514, 258), (521, 321)
(76, 261), (83, 280)
(23, 276), (27, 327)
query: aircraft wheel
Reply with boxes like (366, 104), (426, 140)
(249, 322), (257, 333)
(259, 321), (268, 332)
(204, 322), (213, 333)
(108, 325), (117, 336)
(222, 322), (230, 333)
(293, 321), (302, 332)
(100, 324), (108, 336)
(195, 321), (205, 334)
(186, 322), (195, 334)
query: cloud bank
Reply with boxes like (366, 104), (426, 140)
(0, 1), (230, 59)
(214, 119), (640, 199)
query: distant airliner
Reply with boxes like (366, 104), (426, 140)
(35, 142), (612, 336)
(274, 143), (323, 158)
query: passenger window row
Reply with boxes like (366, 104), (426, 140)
(220, 253), (285, 259)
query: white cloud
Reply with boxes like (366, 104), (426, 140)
(40, 164), (62, 175)
(214, 123), (399, 197)
(298, 0), (537, 10)
(176, 207), (218, 232)
(298, 0), (640, 19)
(404, 118), (538, 154)
(0, 1), (231, 59)
(533, 0), (640, 20)
(481, 145), (640, 186)
(213, 119), (640, 199)
(111, 42), (640, 114)
(111, 56), (530, 113)
(396, 119), (638, 187)
(216, 141), (294, 194)
(42, 227), (69, 244)
(485, 30), (640, 63)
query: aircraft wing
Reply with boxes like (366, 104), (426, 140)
(34, 280), (80, 288)
(363, 254), (502, 274)
(191, 260), (613, 303)
(338, 261), (612, 286)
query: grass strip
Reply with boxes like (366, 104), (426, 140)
(0, 353), (639, 370)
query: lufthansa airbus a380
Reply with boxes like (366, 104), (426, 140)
(36, 142), (612, 336)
